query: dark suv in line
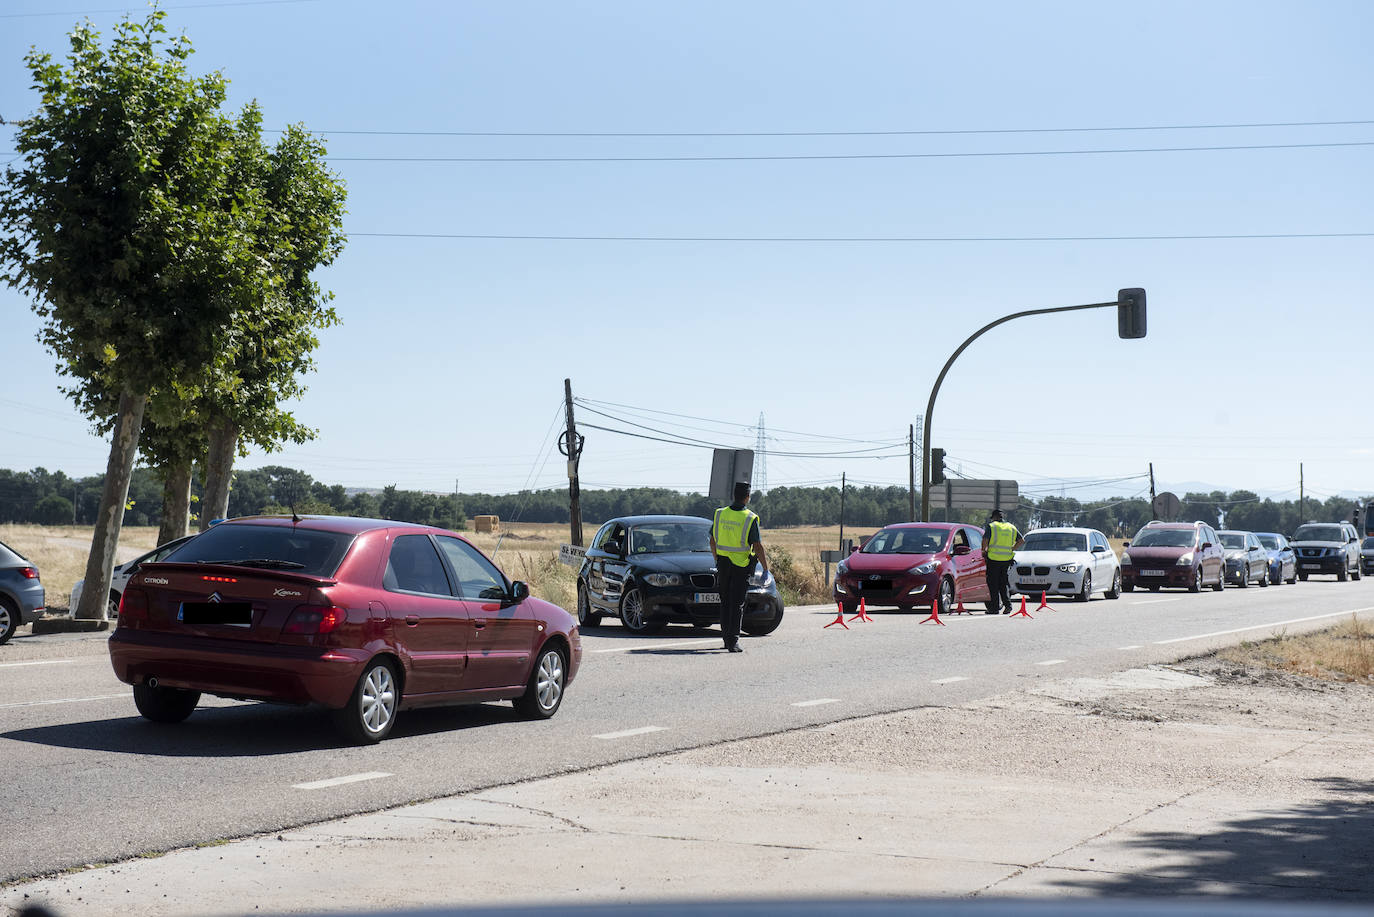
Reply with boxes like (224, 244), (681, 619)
(1290, 521), (1362, 581)
(1119, 520), (1226, 592)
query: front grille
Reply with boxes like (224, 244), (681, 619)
(689, 573), (716, 589)
(1016, 566), (1031, 575)
(860, 579), (894, 591)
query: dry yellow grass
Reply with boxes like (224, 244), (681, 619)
(1217, 616), (1374, 684)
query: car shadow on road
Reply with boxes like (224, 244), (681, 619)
(1046, 776), (1374, 899)
(0, 700), (530, 757)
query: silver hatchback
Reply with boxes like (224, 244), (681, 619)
(0, 539), (46, 644)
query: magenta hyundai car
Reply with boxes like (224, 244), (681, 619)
(833, 522), (993, 614)
(109, 515), (581, 743)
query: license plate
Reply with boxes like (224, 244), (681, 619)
(179, 602), (252, 626)
(1301, 563), (1322, 570)
(1019, 579), (1048, 587)
(1140, 569), (1167, 577)
(694, 592), (720, 604)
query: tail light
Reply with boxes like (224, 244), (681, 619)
(20, 567), (38, 580)
(283, 605), (347, 635)
(119, 588), (149, 623)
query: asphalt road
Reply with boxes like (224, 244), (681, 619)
(3, 574), (1372, 883)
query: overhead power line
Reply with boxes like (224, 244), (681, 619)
(292, 118), (1374, 139)
(351, 231), (1374, 243)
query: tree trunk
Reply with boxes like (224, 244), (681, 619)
(157, 459), (193, 545)
(200, 417), (240, 531)
(75, 389), (147, 621)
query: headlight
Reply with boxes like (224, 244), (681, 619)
(748, 568), (774, 587)
(1056, 563), (1080, 574)
(908, 561), (937, 575)
(1119, 551), (1131, 565)
(643, 573), (681, 587)
(1175, 552), (1194, 565)
(836, 561), (848, 575)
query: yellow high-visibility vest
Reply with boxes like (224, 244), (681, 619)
(987, 521), (1018, 562)
(713, 506), (758, 567)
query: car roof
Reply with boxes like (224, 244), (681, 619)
(608, 515), (710, 525)
(879, 522), (963, 531)
(219, 515), (440, 535)
(1026, 527), (1098, 535)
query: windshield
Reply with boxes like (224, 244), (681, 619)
(163, 523), (354, 576)
(1131, 528), (1195, 548)
(1219, 533), (1246, 550)
(1293, 524), (1343, 543)
(629, 523), (711, 554)
(1022, 532), (1087, 552)
(1257, 535), (1283, 550)
(862, 527), (947, 554)
(1364, 537), (1374, 550)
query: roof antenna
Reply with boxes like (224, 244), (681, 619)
(290, 502), (302, 524)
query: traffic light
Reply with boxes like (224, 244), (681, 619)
(1117, 287), (1147, 339)
(930, 448), (946, 485)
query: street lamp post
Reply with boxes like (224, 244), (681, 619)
(920, 289), (1146, 522)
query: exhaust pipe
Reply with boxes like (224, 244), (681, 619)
(147, 676), (159, 688)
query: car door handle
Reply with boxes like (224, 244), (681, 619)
(472, 620), (486, 630)
(405, 615), (419, 626)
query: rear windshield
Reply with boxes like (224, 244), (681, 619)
(1131, 528), (1195, 548)
(163, 523), (354, 576)
(1293, 524), (1342, 543)
(1219, 533), (1246, 550)
(1022, 532), (1087, 552)
(863, 527), (947, 554)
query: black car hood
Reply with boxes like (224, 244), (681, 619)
(628, 551), (719, 573)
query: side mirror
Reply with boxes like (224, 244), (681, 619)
(1122, 541), (1131, 548)
(952, 544), (970, 556)
(1092, 545), (1107, 553)
(605, 539), (623, 556)
(850, 544), (860, 554)
(510, 581), (530, 602)
(1201, 542), (1213, 550)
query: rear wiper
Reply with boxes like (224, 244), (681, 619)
(203, 558), (307, 570)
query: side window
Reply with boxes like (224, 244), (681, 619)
(966, 528), (982, 550)
(952, 529), (968, 549)
(591, 523), (615, 551)
(435, 536), (509, 601)
(384, 535), (453, 596)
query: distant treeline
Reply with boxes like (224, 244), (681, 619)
(0, 465), (1366, 537)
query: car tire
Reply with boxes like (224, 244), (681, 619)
(1236, 568), (1248, 588)
(742, 606), (784, 636)
(1189, 567), (1204, 593)
(1298, 572), (1308, 581)
(1337, 566), (1348, 582)
(1105, 569), (1121, 599)
(513, 644), (567, 719)
(619, 587), (665, 635)
(936, 578), (955, 616)
(1122, 581), (1134, 593)
(1213, 568), (1225, 591)
(576, 584), (601, 628)
(1286, 569), (1298, 585)
(1148, 584), (1160, 592)
(1075, 572), (1091, 602)
(132, 682), (201, 724)
(1353, 564), (1361, 582)
(1258, 566), (1268, 587)
(332, 660), (399, 744)
(0, 597), (18, 645)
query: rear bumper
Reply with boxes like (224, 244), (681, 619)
(1122, 566), (1194, 588)
(108, 629), (366, 708)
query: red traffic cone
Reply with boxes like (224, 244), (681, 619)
(919, 599), (947, 626)
(1037, 591), (1058, 613)
(848, 596), (874, 623)
(952, 591), (970, 615)
(824, 602), (851, 629)
(1009, 594), (1033, 618)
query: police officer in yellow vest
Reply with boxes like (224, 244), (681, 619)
(981, 509), (1024, 614)
(710, 481), (769, 653)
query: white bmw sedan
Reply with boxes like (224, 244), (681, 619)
(1009, 526), (1121, 602)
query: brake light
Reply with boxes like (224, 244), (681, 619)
(19, 567), (38, 580)
(201, 575), (238, 584)
(119, 588), (149, 622)
(283, 605), (347, 635)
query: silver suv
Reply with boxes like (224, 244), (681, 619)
(1290, 521), (1361, 582)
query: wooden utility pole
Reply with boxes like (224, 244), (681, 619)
(1149, 463), (1156, 506)
(1299, 463), (1305, 523)
(562, 379), (584, 547)
(908, 425), (915, 521)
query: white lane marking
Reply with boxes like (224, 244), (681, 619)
(592, 639), (719, 654)
(932, 676), (969, 684)
(1154, 608), (1374, 645)
(594, 725), (667, 740)
(1118, 645), (1144, 650)
(791, 698), (841, 707)
(0, 659), (75, 669)
(293, 771), (393, 791)
(1036, 659), (1067, 666)
(0, 693), (127, 709)
(1129, 598), (1182, 605)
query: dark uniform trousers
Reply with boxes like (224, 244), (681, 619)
(716, 556), (756, 645)
(986, 557), (1014, 611)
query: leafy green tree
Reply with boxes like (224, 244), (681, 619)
(0, 11), (259, 618)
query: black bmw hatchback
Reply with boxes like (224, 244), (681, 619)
(576, 514), (784, 636)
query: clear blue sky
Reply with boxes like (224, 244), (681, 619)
(2, 0), (1371, 506)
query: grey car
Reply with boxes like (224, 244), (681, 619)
(1219, 530), (1269, 587)
(1362, 536), (1374, 576)
(1290, 521), (1362, 582)
(0, 539), (46, 644)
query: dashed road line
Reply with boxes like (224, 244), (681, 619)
(592, 639), (719, 654)
(0, 659), (74, 669)
(1128, 598), (1182, 605)
(293, 772), (392, 791)
(594, 725), (667, 740)
(0, 693), (127, 709)
(931, 676), (969, 684)
(1118, 645), (1144, 650)
(1036, 659), (1066, 666)
(791, 698), (841, 707)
